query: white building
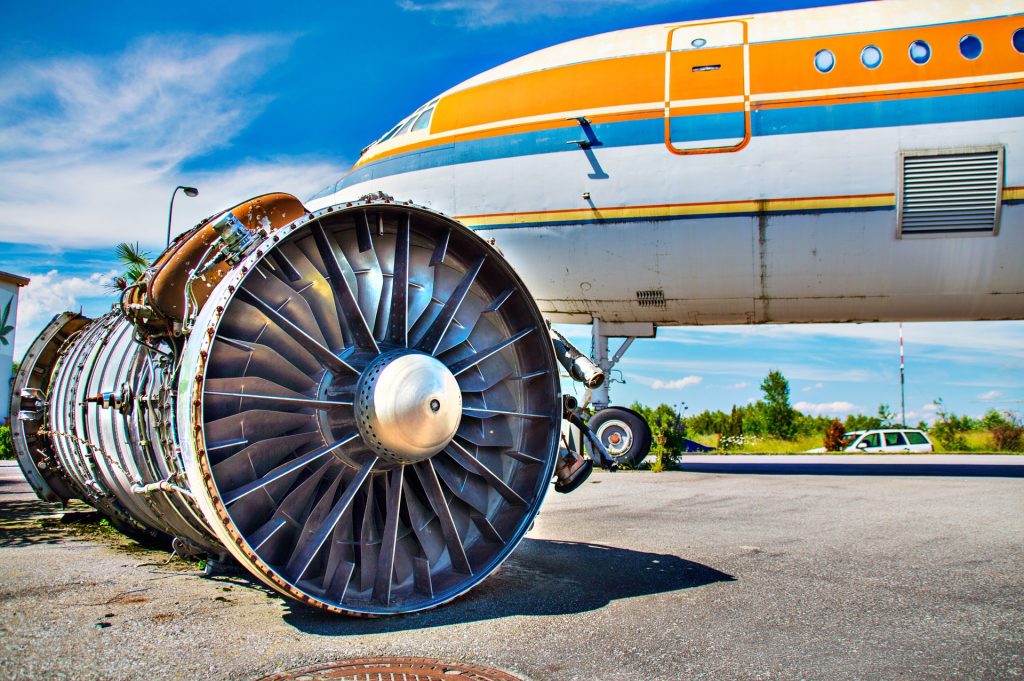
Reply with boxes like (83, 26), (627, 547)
(0, 271), (30, 424)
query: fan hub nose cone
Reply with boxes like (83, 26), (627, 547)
(355, 352), (462, 465)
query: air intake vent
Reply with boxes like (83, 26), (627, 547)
(899, 147), (1003, 236)
(636, 289), (666, 307)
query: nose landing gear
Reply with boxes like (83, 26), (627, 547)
(588, 407), (653, 468)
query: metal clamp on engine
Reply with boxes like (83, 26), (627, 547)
(195, 211), (261, 277)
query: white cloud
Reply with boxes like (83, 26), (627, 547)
(978, 390), (1003, 400)
(16, 269), (117, 330)
(726, 381), (749, 390)
(657, 322), (1024, 363)
(904, 403), (940, 423)
(628, 356), (877, 384)
(0, 35), (340, 250)
(397, 0), (677, 28)
(794, 400), (863, 416)
(0, 35), (275, 161)
(650, 375), (703, 390)
(801, 382), (826, 392)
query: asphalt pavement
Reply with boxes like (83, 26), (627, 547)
(1, 458), (1021, 680)
(679, 453), (1024, 476)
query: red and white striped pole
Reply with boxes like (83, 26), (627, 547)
(899, 322), (906, 427)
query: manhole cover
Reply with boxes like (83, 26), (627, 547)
(257, 657), (524, 681)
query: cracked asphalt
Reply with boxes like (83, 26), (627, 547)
(1, 459), (1021, 680)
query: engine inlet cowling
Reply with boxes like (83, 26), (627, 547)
(11, 197), (561, 615)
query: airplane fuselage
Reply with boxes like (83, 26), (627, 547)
(308, 0), (1024, 326)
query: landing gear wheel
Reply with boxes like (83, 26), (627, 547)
(178, 201), (561, 615)
(588, 407), (652, 468)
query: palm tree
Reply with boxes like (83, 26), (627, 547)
(0, 297), (14, 346)
(111, 242), (152, 290)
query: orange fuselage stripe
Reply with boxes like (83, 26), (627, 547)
(356, 14), (1024, 169)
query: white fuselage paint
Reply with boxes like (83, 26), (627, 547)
(307, 0), (1024, 327)
(309, 115), (1023, 325)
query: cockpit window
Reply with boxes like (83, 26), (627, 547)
(308, 183), (336, 201)
(411, 106), (435, 132)
(396, 115), (417, 137)
(366, 98), (440, 153)
(377, 119), (407, 145)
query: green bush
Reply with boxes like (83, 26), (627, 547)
(980, 409), (1011, 431)
(930, 398), (972, 451)
(844, 413), (883, 432)
(0, 425), (13, 460)
(630, 402), (687, 471)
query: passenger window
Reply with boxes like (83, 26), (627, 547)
(959, 34), (983, 60)
(411, 106), (435, 132)
(861, 45), (882, 69)
(860, 433), (880, 448)
(1014, 28), (1024, 54)
(906, 431), (928, 445)
(909, 40), (931, 64)
(884, 432), (907, 447)
(814, 49), (835, 73)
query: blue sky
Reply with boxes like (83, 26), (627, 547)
(1, 0), (1021, 422)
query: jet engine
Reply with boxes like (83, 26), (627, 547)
(11, 194), (566, 615)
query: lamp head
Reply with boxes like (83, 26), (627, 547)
(183, 187), (199, 197)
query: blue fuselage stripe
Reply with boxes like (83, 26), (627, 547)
(333, 87), (1024, 192)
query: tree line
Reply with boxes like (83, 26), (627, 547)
(631, 370), (1023, 455)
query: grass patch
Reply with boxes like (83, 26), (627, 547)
(0, 425), (13, 460)
(684, 431), (1022, 454)
(686, 433), (821, 453)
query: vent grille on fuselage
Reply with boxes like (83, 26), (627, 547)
(636, 289), (666, 307)
(899, 148), (1003, 236)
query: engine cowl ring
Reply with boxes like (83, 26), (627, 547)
(177, 199), (561, 615)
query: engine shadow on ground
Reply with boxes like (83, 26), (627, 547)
(282, 538), (734, 634)
(678, 460), (1024, 477)
(0, 497), (69, 547)
(0, 467), (62, 546)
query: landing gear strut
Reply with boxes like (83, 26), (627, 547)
(587, 320), (654, 465)
(550, 320), (655, 470)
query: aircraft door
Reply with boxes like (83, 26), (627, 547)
(665, 21), (749, 154)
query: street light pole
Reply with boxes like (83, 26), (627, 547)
(899, 322), (907, 427)
(167, 185), (199, 246)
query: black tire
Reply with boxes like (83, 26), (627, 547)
(588, 407), (653, 468)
